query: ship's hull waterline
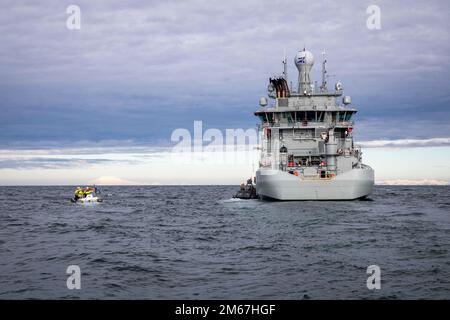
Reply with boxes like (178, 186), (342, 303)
(256, 166), (374, 200)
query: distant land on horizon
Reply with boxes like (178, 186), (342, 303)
(0, 179), (449, 187)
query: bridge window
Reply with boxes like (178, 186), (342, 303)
(336, 111), (354, 122)
(317, 111), (324, 122)
(345, 112), (353, 121)
(295, 111), (316, 122)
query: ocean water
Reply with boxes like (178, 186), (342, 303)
(0, 185), (449, 299)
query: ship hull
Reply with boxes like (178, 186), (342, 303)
(256, 166), (374, 200)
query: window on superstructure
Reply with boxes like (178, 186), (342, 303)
(345, 112), (353, 121)
(307, 111), (315, 122)
(317, 111), (324, 122)
(293, 111), (316, 123)
(337, 112), (346, 122)
(288, 112), (295, 123)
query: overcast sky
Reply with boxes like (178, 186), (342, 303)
(0, 0), (449, 184)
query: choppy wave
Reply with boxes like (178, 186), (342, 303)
(0, 185), (449, 299)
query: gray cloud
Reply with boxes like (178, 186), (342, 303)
(0, 157), (119, 169)
(0, 0), (449, 145)
(359, 137), (450, 148)
(0, 134), (448, 172)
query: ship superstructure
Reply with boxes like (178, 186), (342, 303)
(255, 48), (374, 200)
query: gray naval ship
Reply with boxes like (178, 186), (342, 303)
(254, 48), (374, 200)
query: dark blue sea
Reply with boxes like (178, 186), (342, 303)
(0, 185), (449, 299)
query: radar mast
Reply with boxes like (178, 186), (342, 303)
(320, 50), (328, 93)
(282, 48), (288, 88)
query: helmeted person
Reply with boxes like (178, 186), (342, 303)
(84, 187), (93, 197)
(74, 187), (83, 201)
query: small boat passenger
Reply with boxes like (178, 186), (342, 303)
(74, 187), (83, 201)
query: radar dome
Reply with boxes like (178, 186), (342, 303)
(294, 50), (315, 68)
(294, 49), (315, 94)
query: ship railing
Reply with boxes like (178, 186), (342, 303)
(334, 120), (354, 127)
(360, 164), (372, 170)
(268, 131), (352, 141)
(257, 120), (354, 129)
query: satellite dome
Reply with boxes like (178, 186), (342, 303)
(294, 49), (315, 68)
(259, 97), (268, 106)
